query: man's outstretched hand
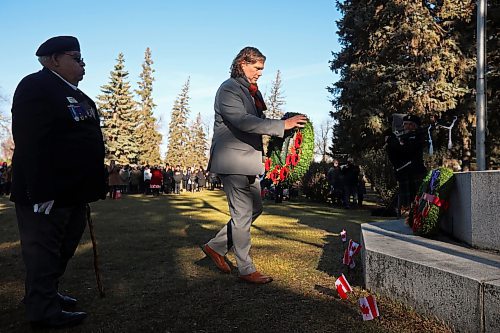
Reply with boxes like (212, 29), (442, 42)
(284, 115), (308, 130)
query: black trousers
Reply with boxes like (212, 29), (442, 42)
(15, 203), (87, 321)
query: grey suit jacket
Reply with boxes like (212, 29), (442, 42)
(207, 77), (285, 176)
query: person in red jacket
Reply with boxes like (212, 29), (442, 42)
(150, 166), (163, 196)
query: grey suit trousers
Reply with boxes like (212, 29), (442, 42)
(207, 174), (263, 275)
(16, 203), (87, 321)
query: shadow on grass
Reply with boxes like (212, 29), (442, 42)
(0, 195), (368, 333)
(257, 199), (376, 287)
(0, 194), (444, 333)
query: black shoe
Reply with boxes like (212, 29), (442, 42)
(31, 310), (87, 329)
(57, 292), (77, 308)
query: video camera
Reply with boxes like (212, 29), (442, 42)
(390, 113), (407, 137)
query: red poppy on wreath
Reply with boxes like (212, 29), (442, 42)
(269, 169), (280, 183)
(294, 132), (303, 149)
(264, 112), (314, 186)
(279, 166), (290, 181)
(265, 158), (272, 171)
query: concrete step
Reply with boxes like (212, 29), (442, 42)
(361, 219), (500, 333)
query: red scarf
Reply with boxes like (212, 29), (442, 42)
(248, 83), (266, 114)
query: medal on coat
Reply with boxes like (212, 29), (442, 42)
(66, 96), (78, 103)
(67, 101), (96, 121)
(67, 104), (81, 121)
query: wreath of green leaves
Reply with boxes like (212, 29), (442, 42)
(408, 167), (455, 236)
(265, 112), (314, 185)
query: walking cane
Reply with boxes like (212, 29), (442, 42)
(86, 204), (105, 297)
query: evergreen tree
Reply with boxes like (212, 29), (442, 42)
(185, 119), (195, 168)
(328, 0), (486, 203)
(135, 47), (162, 166)
(262, 70), (286, 154)
(402, 0), (500, 168)
(97, 53), (140, 164)
(485, 0), (500, 166)
(265, 70), (286, 119)
(165, 78), (191, 167)
(329, 0), (474, 158)
(189, 112), (208, 168)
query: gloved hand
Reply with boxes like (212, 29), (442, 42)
(33, 200), (55, 215)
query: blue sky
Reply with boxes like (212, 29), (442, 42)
(0, 0), (341, 154)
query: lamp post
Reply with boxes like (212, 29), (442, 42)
(476, 0), (487, 170)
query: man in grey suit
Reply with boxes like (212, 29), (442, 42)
(203, 47), (307, 284)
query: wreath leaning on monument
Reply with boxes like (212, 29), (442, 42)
(408, 167), (455, 236)
(264, 112), (314, 185)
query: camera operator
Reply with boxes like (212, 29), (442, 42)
(385, 114), (427, 214)
(340, 157), (360, 209)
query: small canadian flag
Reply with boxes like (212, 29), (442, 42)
(343, 239), (362, 267)
(359, 295), (380, 321)
(335, 273), (353, 300)
(340, 229), (347, 243)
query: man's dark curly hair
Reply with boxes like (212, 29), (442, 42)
(230, 47), (266, 78)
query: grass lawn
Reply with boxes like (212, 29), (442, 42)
(0, 191), (450, 332)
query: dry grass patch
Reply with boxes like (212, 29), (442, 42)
(0, 192), (451, 332)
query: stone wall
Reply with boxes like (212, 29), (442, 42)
(441, 170), (500, 251)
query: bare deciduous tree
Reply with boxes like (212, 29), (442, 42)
(0, 92), (14, 161)
(0, 93), (9, 130)
(314, 119), (333, 162)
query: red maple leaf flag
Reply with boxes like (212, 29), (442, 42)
(340, 229), (347, 243)
(348, 240), (361, 258)
(359, 295), (380, 321)
(343, 239), (362, 267)
(343, 247), (350, 265)
(335, 274), (353, 300)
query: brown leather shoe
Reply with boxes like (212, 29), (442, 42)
(239, 271), (273, 284)
(202, 244), (230, 273)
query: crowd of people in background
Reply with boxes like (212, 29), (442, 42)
(1, 158), (369, 208)
(327, 157), (367, 209)
(105, 161), (222, 199)
(0, 162), (12, 196)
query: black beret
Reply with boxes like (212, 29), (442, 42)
(35, 36), (80, 56)
(403, 114), (421, 126)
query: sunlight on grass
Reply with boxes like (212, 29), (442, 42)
(0, 201), (14, 212)
(199, 222), (226, 232)
(74, 241), (94, 255)
(168, 227), (188, 238)
(0, 240), (20, 251)
(0, 193), (452, 332)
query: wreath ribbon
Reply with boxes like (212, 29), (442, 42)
(420, 193), (450, 210)
(409, 167), (454, 236)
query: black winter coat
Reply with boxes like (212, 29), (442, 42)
(386, 130), (427, 180)
(10, 68), (106, 206)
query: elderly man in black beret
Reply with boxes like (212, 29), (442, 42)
(11, 36), (106, 328)
(385, 114), (427, 214)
